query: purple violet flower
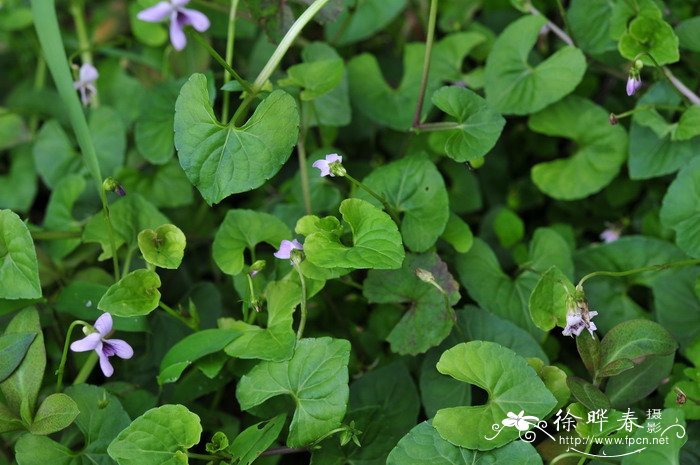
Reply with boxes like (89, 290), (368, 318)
(274, 239), (303, 260)
(626, 75), (642, 96)
(562, 310), (598, 337)
(73, 63), (98, 106)
(70, 313), (133, 377)
(312, 154), (343, 177)
(600, 228), (620, 243)
(137, 0), (210, 51)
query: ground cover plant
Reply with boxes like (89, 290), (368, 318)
(0, 0), (699, 463)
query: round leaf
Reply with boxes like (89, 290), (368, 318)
(138, 224), (186, 269)
(433, 340), (557, 450)
(618, 13), (679, 65)
(98, 269), (162, 317)
(528, 96), (627, 200)
(484, 15), (586, 115)
(174, 74), (299, 205)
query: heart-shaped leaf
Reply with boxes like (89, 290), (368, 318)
(158, 329), (240, 384)
(528, 96), (627, 200)
(355, 154), (449, 252)
(98, 269), (162, 317)
(433, 340), (557, 450)
(484, 15), (586, 115)
(108, 404), (202, 465)
(618, 10), (679, 65)
(236, 337), (350, 447)
(302, 198), (405, 270)
(213, 209), (291, 276)
(428, 86), (505, 162)
(138, 224), (186, 269)
(661, 157), (700, 258)
(174, 73), (299, 205)
(0, 210), (41, 299)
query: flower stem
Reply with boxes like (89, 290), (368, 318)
(411, 121), (461, 133)
(528, 5), (574, 46)
(31, 0), (120, 281)
(69, 0), (98, 106)
(55, 320), (89, 392)
(633, 52), (700, 105)
(159, 302), (199, 330)
(73, 352), (98, 385)
(577, 258), (700, 288)
(343, 173), (401, 225)
(293, 263), (308, 340)
(411, 0), (438, 128)
(189, 31), (252, 97)
(121, 246), (136, 279)
(611, 104), (687, 121)
(221, 0), (240, 123)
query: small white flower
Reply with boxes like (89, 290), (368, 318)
(600, 228), (621, 243)
(563, 310), (598, 337)
(312, 154), (343, 177)
(73, 63), (98, 106)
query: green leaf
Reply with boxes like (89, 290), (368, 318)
(138, 224), (186, 269)
(0, 110), (28, 150)
(14, 434), (76, 465)
(456, 229), (573, 338)
(628, 83), (699, 180)
(228, 415), (286, 465)
(0, 210), (41, 299)
(653, 268), (700, 350)
(311, 362), (420, 465)
(135, 79), (182, 164)
(661, 157), (700, 258)
(213, 209), (291, 276)
(567, 0), (616, 54)
(174, 74), (299, 205)
(108, 404), (202, 465)
(42, 174), (86, 261)
(98, 269), (162, 317)
(0, 147), (37, 213)
(616, 408), (687, 464)
(577, 333), (601, 379)
(279, 58), (344, 100)
(674, 106), (700, 141)
(117, 160), (193, 209)
(440, 213), (473, 253)
(0, 332), (35, 383)
(528, 96), (628, 200)
(0, 308), (45, 416)
(364, 253), (459, 355)
(129, 2), (167, 46)
(567, 376), (610, 411)
(387, 421), (544, 464)
(420, 348), (471, 419)
(28, 393), (79, 435)
(433, 341), (557, 450)
(484, 15), (586, 115)
(618, 13), (679, 66)
(529, 266), (576, 331)
(428, 86), (505, 162)
(90, 106), (127, 178)
(532, 362), (570, 411)
(599, 319), (677, 377)
(493, 207), (524, 247)
(676, 16), (700, 52)
(222, 280), (299, 361)
(158, 329), (240, 384)
(83, 193), (170, 260)
(303, 198), (405, 270)
(355, 154), (449, 252)
(299, 43), (351, 127)
(324, 0), (406, 46)
(236, 337), (350, 447)
(605, 353), (674, 408)
(574, 236), (686, 332)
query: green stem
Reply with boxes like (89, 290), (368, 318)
(411, 121), (461, 133)
(32, 0), (120, 281)
(528, 5), (574, 46)
(612, 104), (687, 120)
(159, 302), (199, 330)
(221, 0), (240, 123)
(344, 173), (401, 225)
(187, 452), (231, 461)
(297, 103), (312, 214)
(55, 320), (89, 392)
(577, 258), (700, 288)
(554, 0), (572, 37)
(29, 56), (46, 133)
(411, 0), (438, 128)
(121, 246), (136, 279)
(633, 52), (700, 105)
(576, 440), (593, 465)
(73, 352), (98, 384)
(189, 32), (253, 97)
(293, 263), (308, 340)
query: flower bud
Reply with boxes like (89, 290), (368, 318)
(634, 59), (643, 70)
(103, 177), (126, 196)
(290, 248), (304, 266)
(609, 113), (618, 125)
(249, 260), (266, 277)
(329, 161), (347, 177)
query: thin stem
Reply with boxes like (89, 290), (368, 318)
(55, 320), (89, 392)
(663, 67), (700, 105)
(411, 121), (461, 133)
(121, 246), (136, 279)
(260, 446), (307, 457)
(576, 440), (594, 465)
(189, 32), (253, 97)
(297, 103), (312, 214)
(577, 258), (700, 288)
(73, 352), (98, 384)
(159, 302), (199, 330)
(29, 56), (46, 133)
(553, 0), (572, 37)
(221, 0), (240, 123)
(252, 0), (332, 92)
(293, 264), (308, 340)
(411, 0), (438, 128)
(528, 5), (574, 46)
(344, 173), (401, 225)
(612, 104), (687, 120)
